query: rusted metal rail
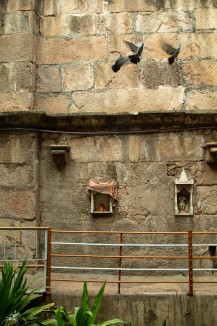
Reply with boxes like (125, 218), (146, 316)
(50, 230), (217, 295)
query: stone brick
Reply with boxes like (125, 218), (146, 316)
(129, 135), (140, 162)
(16, 62), (36, 91)
(70, 86), (184, 113)
(37, 65), (62, 92)
(0, 0), (35, 13)
(195, 162), (217, 186)
(0, 33), (36, 62)
(197, 186), (217, 215)
(186, 90), (217, 111)
(34, 94), (68, 114)
(63, 64), (93, 91)
(136, 10), (193, 33)
(70, 136), (125, 162)
(144, 33), (217, 61)
(140, 61), (181, 88)
(0, 190), (36, 220)
(61, 0), (103, 14)
(95, 62), (139, 89)
(183, 61), (217, 87)
(0, 133), (38, 164)
(40, 14), (95, 37)
(0, 164), (35, 189)
(139, 132), (204, 162)
(96, 12), (133, 34)
(41, 0), (61, 16)
(0, 92), (33, 111)
(4, 11), (37, 34)
(165, 0), (213, 10)
(109, 0), (156, 12)
(37, 36), (107, 64)
(195, 8), (217, 30)
(0, 63), (15, 92)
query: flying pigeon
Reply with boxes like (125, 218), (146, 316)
(160, 40), (180, 65)
(111, 40), (144, 73)
(111, 55), (130, 73)
(124, 40), (144, 64)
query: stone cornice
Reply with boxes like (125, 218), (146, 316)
(0, 111), (217, 134)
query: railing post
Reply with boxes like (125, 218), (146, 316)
(188, 230), (193, 296)
(46, 227), (52, 302)
(118, 233), (123, 294)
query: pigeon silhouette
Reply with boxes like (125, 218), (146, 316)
(124, 40), (144, 64)
(111, 40), (144, 72)
(160, 40), (180, 65)
(111, 55), (130, 72)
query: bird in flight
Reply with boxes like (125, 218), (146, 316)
(160, 39), (180, 65)
(112, 40), (144, 72)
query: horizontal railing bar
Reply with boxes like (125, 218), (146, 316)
(51, 253), (217, 259)
(51, 278), (189, 284)
(51, 242), (188, 247)
(51, 266), (188, 271)
(52, 230), (188, 235)
(51, 253), (189, 259)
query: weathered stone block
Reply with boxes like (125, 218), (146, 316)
(69, 136), (126, 162)
(109, 0), (156, 12)
(70, 87), (184, 113)
(140, 61), (181, 88)
(0, 92), (33, 111)
(165, 0), (214, 9)
(183, 61), (217, 87)
(0, 190), (36, 220)
(0, 33), (36, 62)
(0, 164), (35, 189)
(195, 8), (217, 30)
(186, 90), (217, 110)
(95, 62), (139, 89)
(37, 36), (107, 64)
(40, 0), (61, 16)
(0, 134), (38, 164)
(4, 11), (37, 34)
(136, 10), (193, 33)
(16, 62), (36, 91)
(40, 14), (95, 36)
(139, 132), (204, 161)
(96, 12), (133, 34)
(0, 63), (15, 92)
(37, 65), (62, 93)
(34, 94), (68, 114)
(197, 185), (217, 215)
(0, 0), (35, 13)
(63, 64), (93, 91)
(61, 0), (103, 14)
(129, 135), (140, 162)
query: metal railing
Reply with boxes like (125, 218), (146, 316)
(0, 227), (50, 294)
(50, 230), (217, 295)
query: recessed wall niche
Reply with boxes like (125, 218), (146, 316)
(175, 168), (194, 217)
(87, 179), (118, 215)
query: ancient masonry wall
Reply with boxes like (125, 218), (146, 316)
(0, 1), (217, 243)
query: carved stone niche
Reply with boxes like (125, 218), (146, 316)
(87, 179), (118, 215)
(204, 142), (217, 163)
(175, 168), (194, 217)
(50, 144), (70, 165)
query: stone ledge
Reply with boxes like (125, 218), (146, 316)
(1, 111), (217, 133)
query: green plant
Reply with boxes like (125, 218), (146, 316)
(0, 259), (54, 325)
(45, 282), (124, 326)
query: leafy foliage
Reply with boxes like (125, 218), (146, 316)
(0, 259), (54, 325)
(45, 282), (124, 326)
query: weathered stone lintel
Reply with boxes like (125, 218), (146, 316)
(1, 111), (217, 133)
